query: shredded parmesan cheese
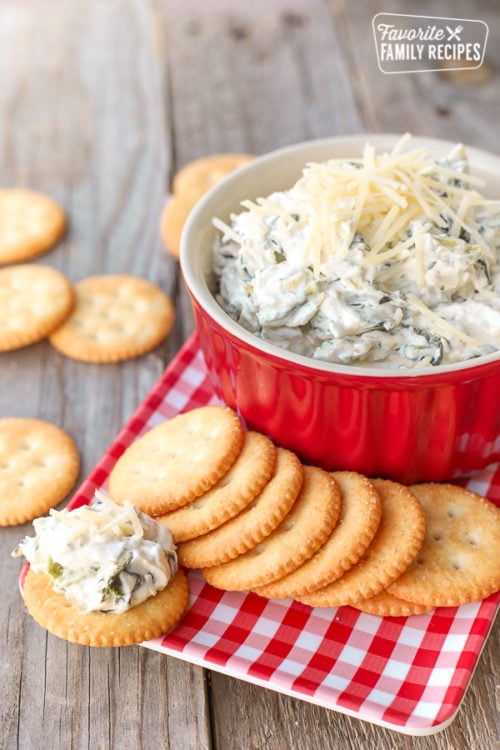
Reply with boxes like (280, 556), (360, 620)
(212, 135), (500, 369)
(225, 134), (493, 275)
(405, 294), (481, 346)
(212, 217), (242, 244)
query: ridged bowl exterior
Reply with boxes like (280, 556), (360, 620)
(181, 135), (500, 483)
(191, 295), (500, 482)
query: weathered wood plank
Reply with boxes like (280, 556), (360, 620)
(163, 0), (363, 170)
(332, 0), (500, 151)
(0, 1), (210, 749)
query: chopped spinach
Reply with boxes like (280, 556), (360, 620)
(47, 558), (63, 579)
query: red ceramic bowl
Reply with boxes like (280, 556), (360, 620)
(180, 135), (500, 483)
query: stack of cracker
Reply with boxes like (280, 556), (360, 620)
(13, 404), (500, 650)
(109, 406), (500, 618)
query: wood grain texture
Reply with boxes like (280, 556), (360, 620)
(1, 0), (499, 748)
(0, 2), (208, 750)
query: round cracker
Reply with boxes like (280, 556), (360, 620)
(177, 448), (303, 569)
(22, 568), (188, 646)
(202, 466), (342, 591)
(0, 418), (80, 526)
(157, 431), (276, 542)
(48, 274), (174, 363)
(388, 483), (500, 607)
(161, 153), (254, 259)
(0, 189), (66, 264)
(254, 471), (382, 599)
(352, 590), (433, 617)
(172, 153), (254, 196)
(0, 264), (75, 352)
(109, 406), (245, 516)
(160, 192), (194, 259)
(297, 479), (426, 607)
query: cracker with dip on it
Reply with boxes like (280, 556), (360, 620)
(13, 490), (188, 647)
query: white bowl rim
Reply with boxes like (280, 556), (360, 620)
(181, 133), (500, 380)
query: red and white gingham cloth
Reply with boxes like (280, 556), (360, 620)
(68, 333), (500, 736)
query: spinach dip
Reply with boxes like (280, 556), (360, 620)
(213, 136), (500, 369)
(13, 490), (178, 614)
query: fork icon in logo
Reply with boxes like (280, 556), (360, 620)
(446, 24), (464, 40)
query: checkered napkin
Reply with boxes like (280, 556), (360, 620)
(69, 333), (500, 735)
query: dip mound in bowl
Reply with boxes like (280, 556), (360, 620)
(180, 134), (500, 483)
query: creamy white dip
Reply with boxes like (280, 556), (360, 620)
(213, 137), (500, 368)
(13, 490), (177, 614)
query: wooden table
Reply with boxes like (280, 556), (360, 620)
(1, 0), (499, 747)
